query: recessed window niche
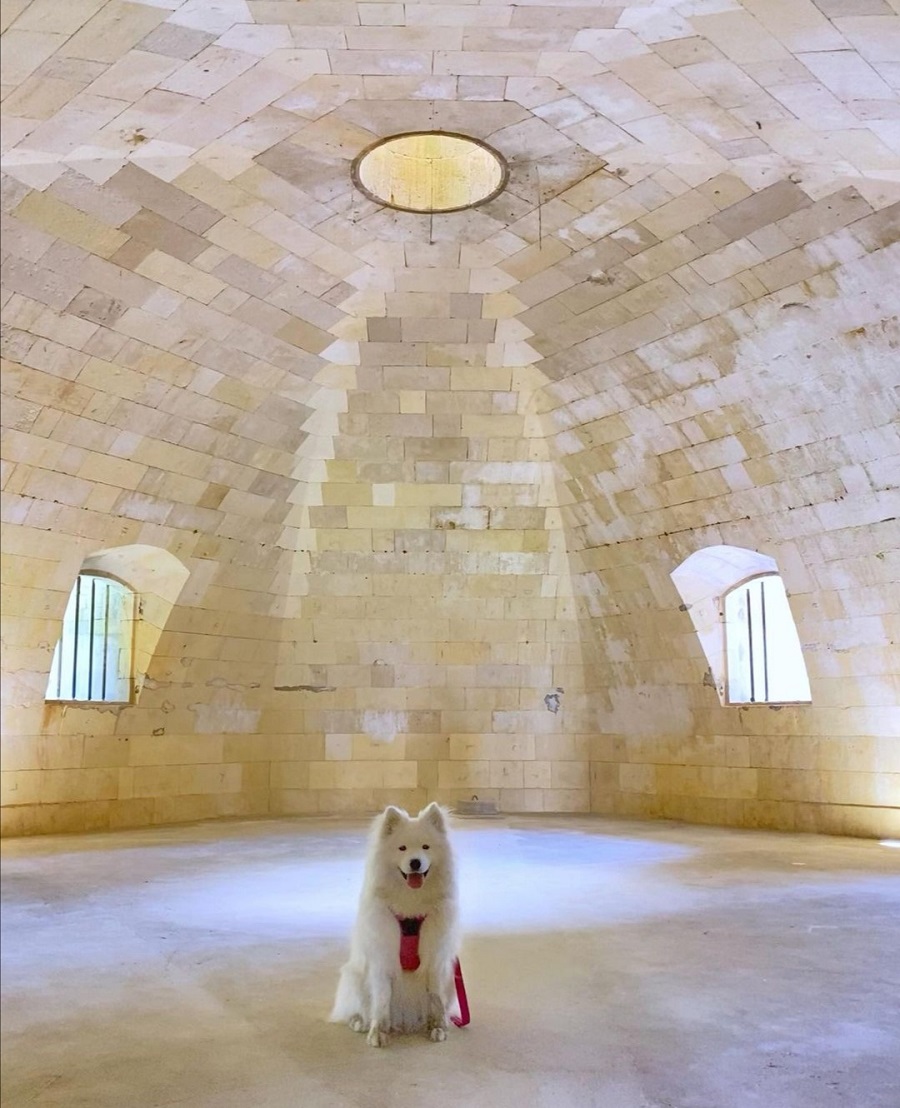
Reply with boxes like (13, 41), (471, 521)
(352, 132), (507, 213)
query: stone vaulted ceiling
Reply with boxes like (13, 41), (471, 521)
(2, 1), (899, 837)
(3, 0), (898, 607)
(3, 0), (899, 669)
(3, 0), (899, 587)
(3, 2), (898, 440)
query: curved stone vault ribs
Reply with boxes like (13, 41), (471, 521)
(1, 0), (898, 838)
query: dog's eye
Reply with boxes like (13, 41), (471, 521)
(422, 844), (430, 850)
(398, 845), (407, 852)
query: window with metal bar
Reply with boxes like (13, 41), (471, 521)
(46, 574), (135, 703)
(724, 574), (811, 704)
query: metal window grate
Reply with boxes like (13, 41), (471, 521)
(47, 575), (134, 702)
(725, 573), (811, 705)
(741, 579), (771, 703)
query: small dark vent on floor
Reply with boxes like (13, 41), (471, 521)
(455, 797), (500, 817)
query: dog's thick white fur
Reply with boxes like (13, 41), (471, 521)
(330, 803), (461, 1047)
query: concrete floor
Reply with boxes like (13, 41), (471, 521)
(1, 816), (898, 1108)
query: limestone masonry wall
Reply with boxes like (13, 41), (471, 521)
(1, 0), (898, 836)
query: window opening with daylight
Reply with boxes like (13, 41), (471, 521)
(46, 574), (135, 702)
(724, 574), (811, 704)
(352, 132), (507, 213)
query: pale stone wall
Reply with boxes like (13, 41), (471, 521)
(1, 178), (331, 834)
(2, 0), (899, 837)
(533, 224), (900, 838)
(267, 252), (591, 818)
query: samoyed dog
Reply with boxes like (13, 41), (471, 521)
(330, 803), (461, 1047)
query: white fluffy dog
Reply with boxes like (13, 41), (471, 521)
(330, 803), (461, 1047)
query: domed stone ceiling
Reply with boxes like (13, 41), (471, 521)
(1, 0), (898, 838)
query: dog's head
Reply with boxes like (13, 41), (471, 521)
(375, 803), (451, 892)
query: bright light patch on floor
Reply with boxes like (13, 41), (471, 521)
(354, 132), (506, 212)
(879, 840), (900, 848)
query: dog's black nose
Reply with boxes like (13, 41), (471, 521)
(408, 858), (421, 871)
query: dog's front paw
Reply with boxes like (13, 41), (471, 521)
(429, 1027), (447, 1043)
(349, 1015), (365, 1033)
(367, 1027), (387, 1048)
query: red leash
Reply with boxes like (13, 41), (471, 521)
(396, 916), (470, 1028)
(451, 958), (470, 1027)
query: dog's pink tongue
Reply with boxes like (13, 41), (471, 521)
(407, 872), (424, 889)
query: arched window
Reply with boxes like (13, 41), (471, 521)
(46, 573), (135, 703)
(671, 545), (812, 706)
(724, 574), (811, 704)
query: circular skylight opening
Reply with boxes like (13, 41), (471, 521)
(352, 132), (507, 213)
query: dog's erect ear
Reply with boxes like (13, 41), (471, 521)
(380, 806), (406, 835)
(419, 802), (447, 833)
